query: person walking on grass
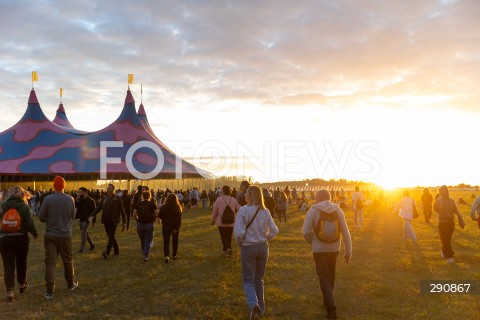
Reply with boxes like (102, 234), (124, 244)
(189, 187), (200, 212)
(434, 185), (465, 263)
(38, 176), (78, 300)
(277, 191), (288, 223)
(469, 194), (480, 229)
(201, 189), (208, 210)
(351, 186), (365, 229)
(392, 190), (418, 242)
(89, 183), (126, 260)
(262, 188), (276, 219)
(0, 186), (38, 302)
(211, 185), (240, 256)
(159, 193), (182, 263)
(75, 187), (96, 254)
(421, 188), (433, 223)
(236, 180), (250, 206)
(121, 190), (132, 232)
(133, 190), (159, 262)
(234, 186), (278, 320)
(131, 185), (143, 218)
(302, 190), (352, 320)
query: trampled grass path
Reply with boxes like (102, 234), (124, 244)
(1, 203), (479, 319)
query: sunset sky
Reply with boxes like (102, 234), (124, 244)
(1, 0), (479, 188)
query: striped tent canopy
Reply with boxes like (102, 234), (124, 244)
(0, 89), (211, 181)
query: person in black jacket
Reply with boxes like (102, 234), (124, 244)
(262, 188), (277, 218)
(133, 191), (159, 262)
(89, 184), (126, 259)
(159, 193), (182, 263)
(121, 190), (132, 232)
(421, 188), (433, 223)
(75, 187), (96, 253)
(131, 185), (143, 216)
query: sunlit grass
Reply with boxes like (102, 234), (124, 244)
(1, 190), (479, 319)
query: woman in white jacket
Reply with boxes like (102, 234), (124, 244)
(234, 186), (278, 320)
(392, 190), (417, 241)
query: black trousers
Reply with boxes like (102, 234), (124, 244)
(162, 226), (179, 257)
(0, 234), (29, 290)
(218, 226), (233, 252)
(104, 223), (119, 255)
(313, 252), (339, 314)
(124, 210), (131, 230)
(438, 221), (455, 259)
(423, 206), (433, 222)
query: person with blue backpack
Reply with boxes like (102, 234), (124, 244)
(302, 190), (352, 320)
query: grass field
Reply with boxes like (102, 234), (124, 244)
(1, 190), (479, 319)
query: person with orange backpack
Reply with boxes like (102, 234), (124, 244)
(0, 186), (38, 302)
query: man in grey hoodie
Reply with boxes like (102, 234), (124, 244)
(38, 176), (78, 300)
(302, 190), (352, 320)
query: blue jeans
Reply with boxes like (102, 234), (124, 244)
(137, 223), (154, 258)
(240, 242), (269, 314)
(79, 220), (94, 251)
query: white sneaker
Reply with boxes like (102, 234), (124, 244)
(447, 258), (455, 263)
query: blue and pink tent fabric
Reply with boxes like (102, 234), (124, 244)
(0, 89), (210, 180)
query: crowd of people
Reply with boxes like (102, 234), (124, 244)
(1, 180), (479, 319)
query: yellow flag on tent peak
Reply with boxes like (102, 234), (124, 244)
(60, 88), (63, 97)
(32, 71), (38, 82)
(128, 74), (134, 84)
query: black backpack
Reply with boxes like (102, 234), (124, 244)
(221, 197), (235, 224)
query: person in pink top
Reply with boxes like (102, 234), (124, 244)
(211, 186), (240, 256)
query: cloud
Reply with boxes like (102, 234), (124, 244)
(278, 93), (328, 106)
(1, 0), (480, 123)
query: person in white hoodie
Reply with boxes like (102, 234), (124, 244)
(302, 190), (352, 320)
(351, 186), (365, 229)
(234, 186), (278, 320)
(392, 190), (417, 242)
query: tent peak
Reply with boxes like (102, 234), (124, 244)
(138, 103), (146, 116)
(125, 89), (135, 104)
(28, 89), (39, 104)
(57, 103), (65, 113)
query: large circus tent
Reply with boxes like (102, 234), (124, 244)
(0, 88), (213, 191)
